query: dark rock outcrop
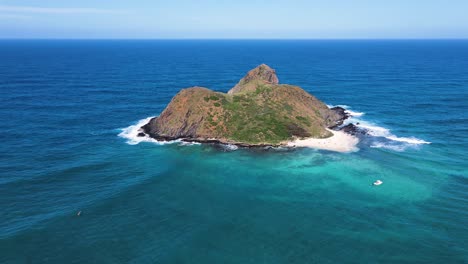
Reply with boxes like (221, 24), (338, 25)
(338, 123), (368, 136)
(327, 106), (350, 129)
(339, 124), (359, 135)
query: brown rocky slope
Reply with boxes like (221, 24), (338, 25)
(141, 64), (347, 146)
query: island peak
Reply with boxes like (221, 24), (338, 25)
(141, 65), (349, 147)
(228, 64), (279, 94)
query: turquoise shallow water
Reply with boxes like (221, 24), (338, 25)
(0, 40), (467, 263)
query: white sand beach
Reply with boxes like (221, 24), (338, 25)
(287, 129), (359, 153)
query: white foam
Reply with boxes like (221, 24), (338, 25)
(370, 142), (409, 152)
(385, 136), (431, 145)
(354, 120), (391, 137)
(118, 117), (180, 145)
(179, 141), (201, 146)
(345, 109), (365, 117)
(328, 104), (431, 151)
(122, 104), (430, 152)
(334, 104), (350, 109)
(353, 120), (431, 145)
(222, 144), (239, 151)
(327, 104), (364, 117)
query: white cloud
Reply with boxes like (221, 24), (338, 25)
(0, 5), (123, 14)
(0, 13), (32, 20)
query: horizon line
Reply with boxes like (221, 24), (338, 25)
(1, 37), (468, 41)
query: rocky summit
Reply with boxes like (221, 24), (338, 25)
(141, 64), (348, 146)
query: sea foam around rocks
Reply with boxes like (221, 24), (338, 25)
(331, 105), (431, 151)
(118, 117), (181, 145)
(120, 105), (430, 153)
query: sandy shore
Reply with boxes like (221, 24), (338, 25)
(287, 129), (359, 153)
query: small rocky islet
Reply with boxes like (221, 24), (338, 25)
(140, 64), (362, 147)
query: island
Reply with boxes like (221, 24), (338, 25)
(140, 64), (359, 152)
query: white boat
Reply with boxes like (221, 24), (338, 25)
(373, 180), (383, 186)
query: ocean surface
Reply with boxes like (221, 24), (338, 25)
(0, 40), (467, 263)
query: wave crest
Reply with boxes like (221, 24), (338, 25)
(385, 135), (431, 145)
(118, 117), (180, 145)
(328, 104), (431, 151)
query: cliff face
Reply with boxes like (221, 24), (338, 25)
(142, 64), (347, 146)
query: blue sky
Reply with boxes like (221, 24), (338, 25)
(0, 0), (467, 39)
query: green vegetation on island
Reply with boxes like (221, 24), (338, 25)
(142, 64), (346, 146)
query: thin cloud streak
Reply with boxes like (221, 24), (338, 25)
(0, 5), (124, 14)
(0, 13), (32, 20)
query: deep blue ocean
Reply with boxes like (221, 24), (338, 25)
(0, 40), (467, 263)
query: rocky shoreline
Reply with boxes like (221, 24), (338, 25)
(138, 64), (367, 150)
(139, 105), (365, 149)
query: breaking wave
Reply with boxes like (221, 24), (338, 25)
(118, 117), (226, 149)
(345, 109), (365, 117)
(329, 104), (431, 151)
(221, 144), (239, 151)
(328, 104), (365, 117)
(121, 104), (430, 152)
(118, 117), (181, 145)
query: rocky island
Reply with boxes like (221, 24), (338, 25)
(140, 64), (358, 152)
